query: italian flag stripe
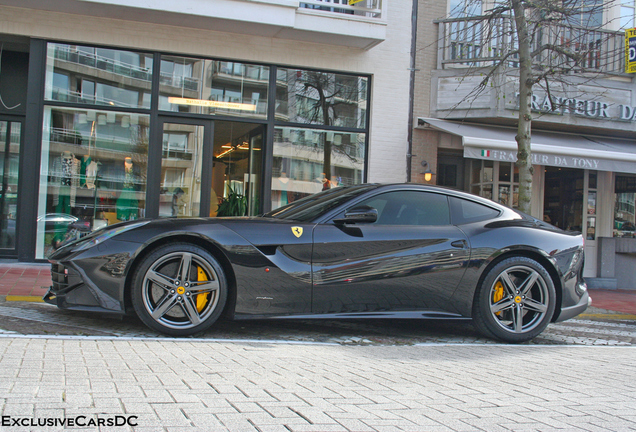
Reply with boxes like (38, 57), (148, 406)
(482, 150), (490, 157)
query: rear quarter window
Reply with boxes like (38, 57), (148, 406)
(450, 196), (501, 225)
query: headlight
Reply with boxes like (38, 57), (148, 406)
(72, 220), (151, 252)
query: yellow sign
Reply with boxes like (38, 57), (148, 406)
(626, 28), (636, 73)
(291, 226), (303, 238)
(348, 0), (365, 4)
(168, 97), (257, 111)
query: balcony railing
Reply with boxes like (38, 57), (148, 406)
(300, 0), (383, 18)
(436, 15), (626, 75)
(53, 45), (153, 82)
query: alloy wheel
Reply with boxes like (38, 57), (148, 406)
(488, 264), (550, 334)
(141, 251), (221, 330)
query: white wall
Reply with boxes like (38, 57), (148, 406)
(0, 1), (413, 183)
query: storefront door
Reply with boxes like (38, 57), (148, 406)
(0, 119), (21, 255)
(159, 118), (263, 218)
(543, 167), (597, 277)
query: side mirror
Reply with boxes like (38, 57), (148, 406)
(334, 205), (378, 225)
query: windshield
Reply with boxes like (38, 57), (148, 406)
(263, 184), (378, 222)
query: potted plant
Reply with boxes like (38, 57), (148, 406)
(216, 185), (247, 217)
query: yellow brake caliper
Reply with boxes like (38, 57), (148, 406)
(196, 266), (210, 312)
(493, 281), (504, 316)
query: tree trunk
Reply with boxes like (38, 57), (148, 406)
(512, 0), (533, 214)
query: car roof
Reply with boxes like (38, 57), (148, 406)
(369, 183), (508, 211)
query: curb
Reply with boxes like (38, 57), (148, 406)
(579, 312), (636, 320)
(5, 295), (45, 303)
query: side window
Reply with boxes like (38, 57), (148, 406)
(450, 196), (500, 225)
(357, 191), (450, 226)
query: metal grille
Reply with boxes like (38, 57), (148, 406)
(50, 263), (69, 291)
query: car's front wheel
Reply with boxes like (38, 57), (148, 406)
(131, 243), (227, 336)
(473, 256), (556, 343)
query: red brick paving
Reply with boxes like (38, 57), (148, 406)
(0, 263), (51, 297)
(588, 289), (636, 315)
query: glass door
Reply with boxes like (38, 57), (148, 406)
(212, 121), (263, 217)
(160, 119), (210, 217)
(0, 120), (21, 253)
(159, 118), (264, 218)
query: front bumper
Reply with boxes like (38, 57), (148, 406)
(43, 261), (126, 314)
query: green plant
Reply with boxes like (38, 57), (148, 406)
(216, 185), (247, 217)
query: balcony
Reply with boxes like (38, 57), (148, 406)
(429, 15), (634, 132)
(4, 0), (386, 49)
(435, 15), (625, 74)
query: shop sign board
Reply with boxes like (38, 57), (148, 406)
(465, 147), (636, 174)
(512, 90), (636, 122)
(626, 28), (636, 74)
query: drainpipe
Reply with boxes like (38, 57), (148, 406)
(406, 0), (419, 182)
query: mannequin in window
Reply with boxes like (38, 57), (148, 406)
(116, 156), (139, 221)
(79, 155), (91, 188)
(51, 151), (80, 248)
(85, 158), (99, 189)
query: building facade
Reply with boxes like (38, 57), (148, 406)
(0, 0), (414, 261)
(413, 0), (636, 289)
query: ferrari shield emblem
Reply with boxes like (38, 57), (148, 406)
(291, 226), (303, 238)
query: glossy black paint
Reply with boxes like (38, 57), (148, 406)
(45, 184), (589, 327)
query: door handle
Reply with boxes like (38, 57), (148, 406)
(451, 240), (467, 249)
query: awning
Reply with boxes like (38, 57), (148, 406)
(418, 118), (636, 174)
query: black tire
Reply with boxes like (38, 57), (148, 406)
(472, 256), (556, 343)
(131, 243), (227, 336)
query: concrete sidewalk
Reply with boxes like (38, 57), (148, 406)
(0, 339), (635, 432)
(0, 262), (635, 315)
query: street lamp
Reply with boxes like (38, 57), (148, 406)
(421, 160), (434, 182)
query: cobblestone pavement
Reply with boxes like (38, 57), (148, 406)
(1, 299), (635, 431)
(0, 298), (635, 346)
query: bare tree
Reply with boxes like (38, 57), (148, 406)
(283, 70), (366, 187)
(439, 0), (621, 213)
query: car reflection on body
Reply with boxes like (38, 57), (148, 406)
(37, 213), (79, 230)
(37, 213), (94, 252)
(45, 184), (590, 343)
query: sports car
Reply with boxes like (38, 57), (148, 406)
(45, 183), (590, 343)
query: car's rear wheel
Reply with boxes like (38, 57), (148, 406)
(131, 243), (227, 336)
(473, 256), (556, 343)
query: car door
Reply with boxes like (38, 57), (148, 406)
(311, 190), (470, 315)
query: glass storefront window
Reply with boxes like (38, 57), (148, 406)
(498, 185), (510, 206)
(614, 176), (636, 238)
(36, 107), (149, 258)
(483, 160), (493, 182)
(159, 56), (269, 119)
(544, 167), (583, 230)
(275, 69), (368, 128)
(471, 160), (481, 184)
(0, 121), (20, 249)
(470, 160), (519, 208)
(499, 162), (511, 182)
(271, 127), (365, 209)
(45, 43), (153, 109)
(159, 124), (204, 217)
(32, 42), (371, 259)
